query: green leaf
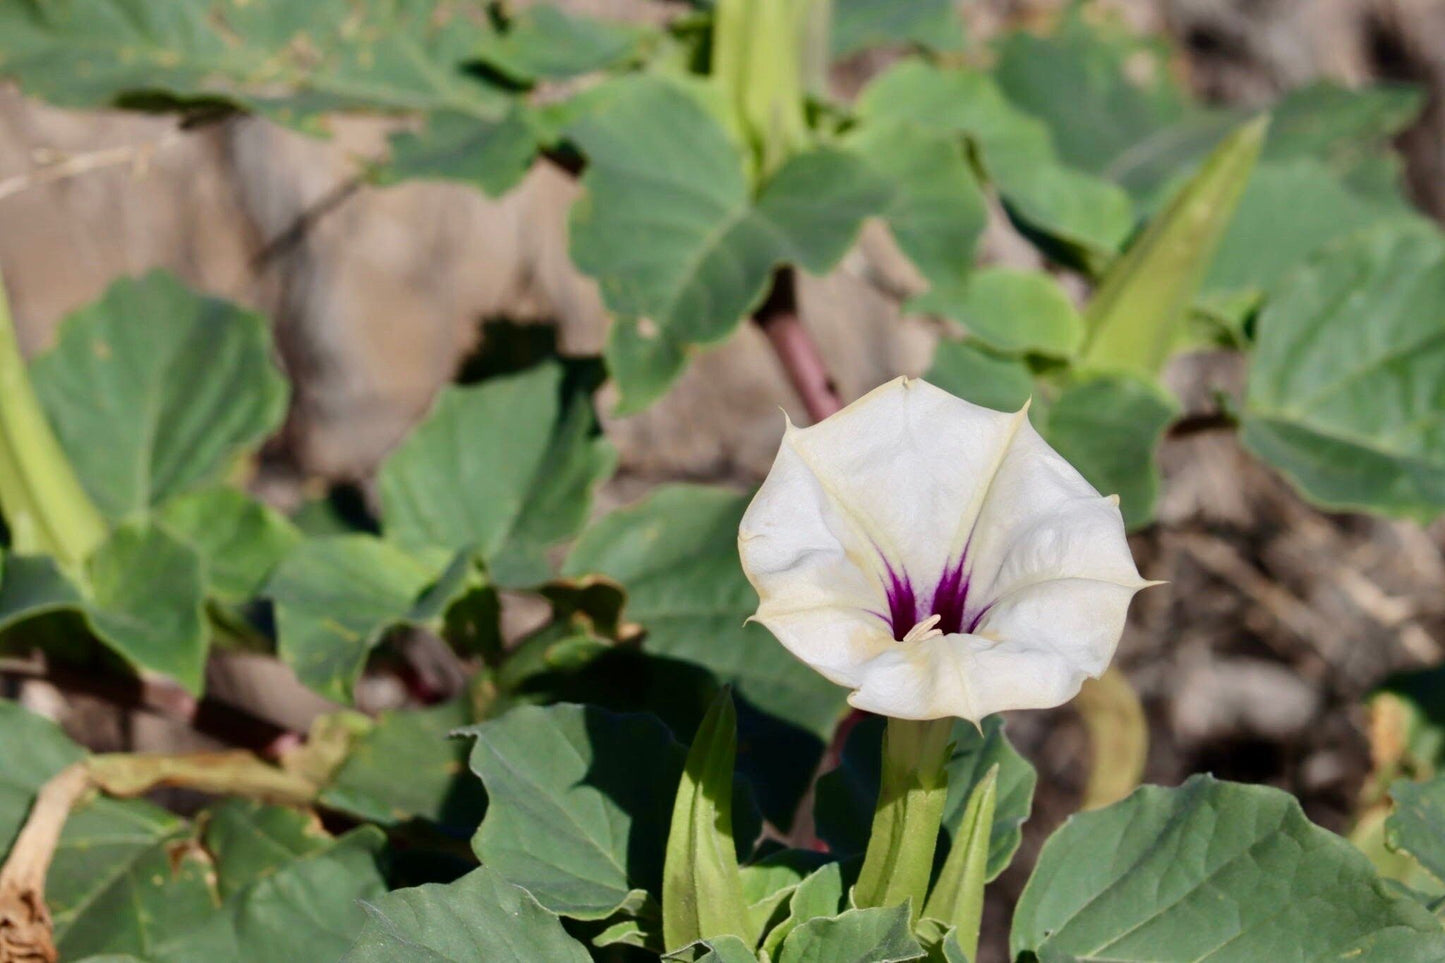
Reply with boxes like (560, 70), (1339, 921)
(1242, 222), (1445, 519)
(1011, 774), (1445, 961)
(916, 268), (1083, 357)
(1079, 117), (1266, 377)
(342, 865), (591, 963)
(461, 703), (686, 920)
(157, 488), (300, 604)
(568, 77), (890, 411)
(1201, 159), (1420, 323)
(0, 523), (207, 693)
(268, 535), (461, 702)
(992, 13), (1191, 180)
(29, 272), (287, 521)
(924, 340), (1035, 414)
(760, 863), (844, 960)
(816, 716), (1035, 883)
(1388, 777), (1445, 884)
(739, 849), (830, 944)
(778, 904), (925, 963)
(663, 689), (752, 951)
(50, 799), (217, 960)
(320, 700), (485, 832)
(664, 934), (761, 963)
(200, 799), (331, 900)
(843, 121), (988, 306)
(377, 106), (537, 197)
(378, 363), (615, 587)
(1041, 373), (1179, 529)
(857, 60), (1134, 261)
(0, 0), (509, 129)
(475, 5), (646, 83)
(922, 766), (996, 962)
(831, 0), (963, 57)
(562, 485), (847, 743)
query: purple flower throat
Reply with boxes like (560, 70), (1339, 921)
(880, 556), (989, 641)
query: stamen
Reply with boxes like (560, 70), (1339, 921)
(901, 613), (943, 644)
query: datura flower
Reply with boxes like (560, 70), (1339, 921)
(738, 377), (1153, 722)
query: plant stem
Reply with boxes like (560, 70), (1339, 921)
(0, 272), (107, 569)
(755, 269), (843, 423)
(853, 716), (954, 921)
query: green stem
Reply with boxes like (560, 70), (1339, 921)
(922, 764), (998, 961)
(853, 716), (954, 922)
(0, 272), (107, 568)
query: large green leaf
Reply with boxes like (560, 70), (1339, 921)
(461, 703), (687, 920)
(815, 715), (1035, 883)
(156, 488), (300, 605)
(29, 272), (287, 522)
(562, 485), (847, 743)
(1388, 777), (1445, 885)
(0, 522), (207, 693)
(342, 865), (591, 962)
(568, 77), (891, 412)
(777, 905), (924, 963)
(267, 536), (463, 702)
(924, 339), (1035, 414)
(319, 700), (485, 832)
(1200, 159), (1420, 322)
(201, 799), (332, 900)
(1242, 222), (1445, 519)
(917, 268), (1082, 357)
(378, 363), (615, 588)
(857, 60), (1134, 263)
(376, 106), (539, 198)
(0, 0), (509, 128)
(1041, 373), (1179, 529)
(474, 5), (647, 84)
(831, 0), (963, 57)
(992, 12), (1190, 181)
(843, 121), (988, 309)
(1012, 774), (1445, 961)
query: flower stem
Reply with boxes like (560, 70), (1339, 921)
(853, 716), (954, 921)
(755, 269), (843, 423)
(922, 763), (998, 961)
(0, 272), (107, 569)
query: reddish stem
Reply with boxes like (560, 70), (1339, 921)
(754, 269), (843, 424)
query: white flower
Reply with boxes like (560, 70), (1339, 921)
(738, 377), (1154, 722)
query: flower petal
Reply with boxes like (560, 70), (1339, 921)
(966, 417), (1146, 608)
(845, 577), (1136, 721)
(770, 378), (1028, 583)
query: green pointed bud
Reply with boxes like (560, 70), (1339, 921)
(0, 272), (106, 569)
(923, 764), (999, 962)
(1080, 115), (1269, 377)
(663, 686), (753, 952)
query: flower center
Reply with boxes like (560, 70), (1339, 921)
(881, 556), (988, 641)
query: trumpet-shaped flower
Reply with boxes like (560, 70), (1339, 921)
(738, 377), (1154, 722)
